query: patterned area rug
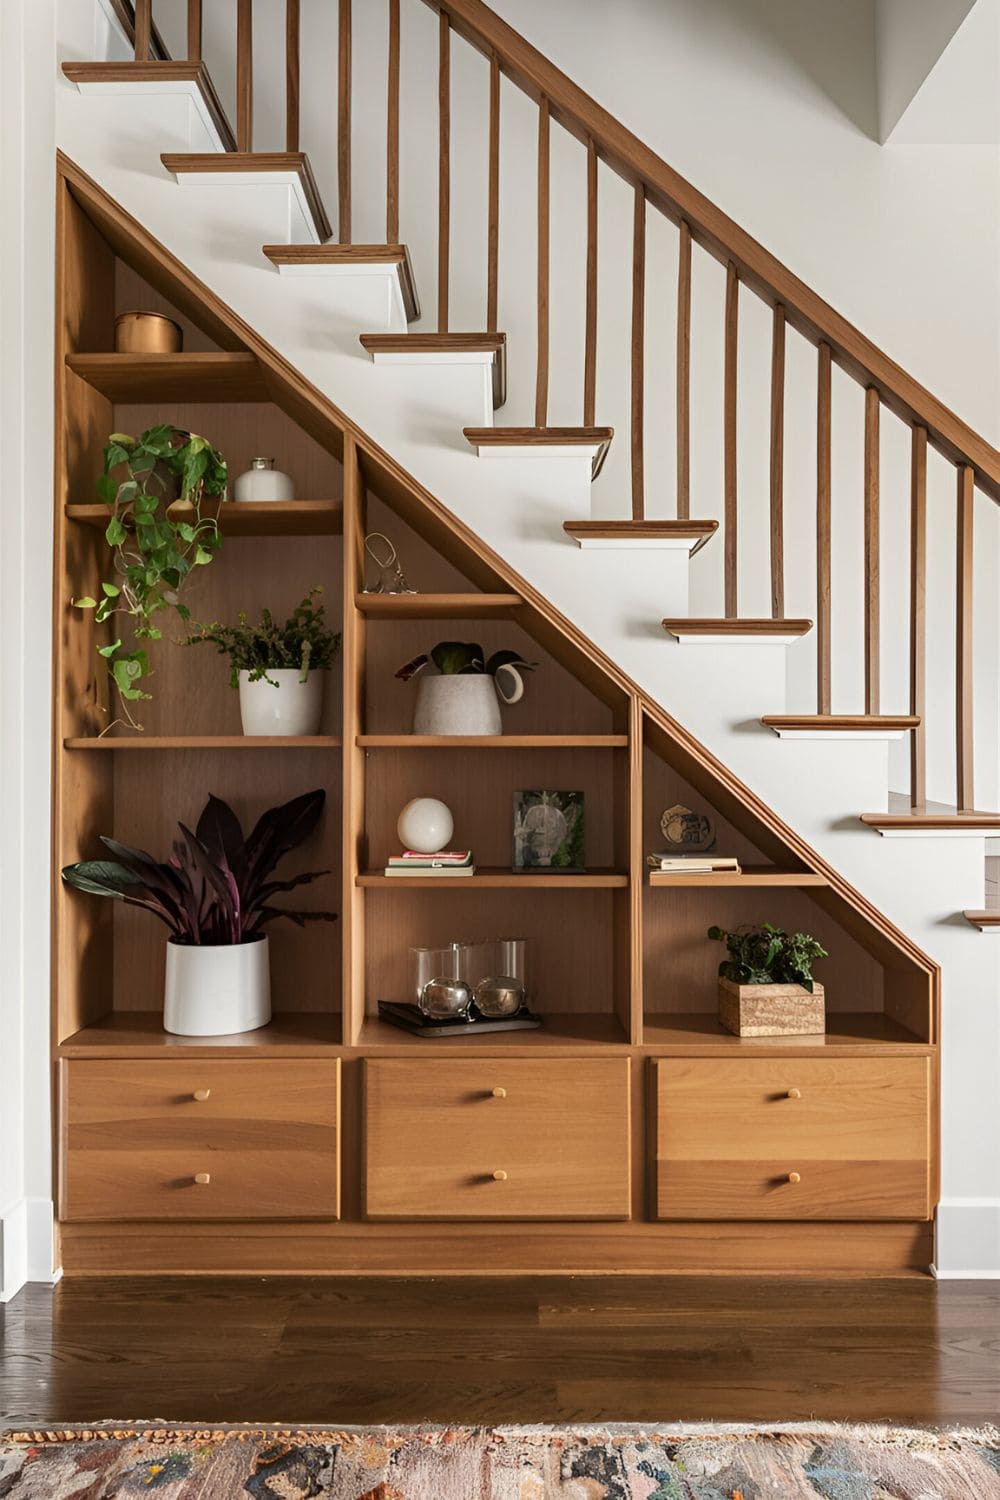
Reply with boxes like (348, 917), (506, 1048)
(1, 1423), (998, 1498)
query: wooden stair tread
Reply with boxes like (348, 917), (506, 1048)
(565, 520), (718, 556)
(963, 911), (1000, 929)
(762, 715), (921, 730)
(664, 618), (812, 636)
(162, 152), (332, 242)
(861, 812), (1000, 831)
(62, 61), (236, 152)
(464, 426), (614, 480)
(264, 243), (420, 322)
(360, 333), (506, 408)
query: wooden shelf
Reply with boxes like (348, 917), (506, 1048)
(357, 734), (627, 749)
(642, 1012), (931, 1053)
(357, 1012), (628, 1050)
(358, 868), (628, 889)
(355, 592), (523, 618)
(67, 500), (343, 537)
(58, 1011), (341, 1057)
(648, 866), (828, 888)
(66, 352), (266, 401)
(64, 735), (342, 751)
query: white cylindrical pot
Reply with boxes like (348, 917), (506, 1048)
(239, 669), (324, 736)
(164, 935), (271, 1037)
(414, 674), (502, 735)
(233, 457), (295, 502)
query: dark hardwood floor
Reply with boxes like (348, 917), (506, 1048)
(2, 1277), (999, 1429)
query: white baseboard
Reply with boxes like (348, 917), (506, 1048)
(933, 1198), (1000, 1278)
(0, 1198), (58, 1302)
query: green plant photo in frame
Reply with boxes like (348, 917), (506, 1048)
(513, 790), (585, 872)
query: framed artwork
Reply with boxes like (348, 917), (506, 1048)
(513, 790), (585, 871)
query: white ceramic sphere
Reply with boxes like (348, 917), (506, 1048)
(397, 797), (454, 854)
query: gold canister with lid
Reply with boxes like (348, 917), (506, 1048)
(115, 311), (183, 354)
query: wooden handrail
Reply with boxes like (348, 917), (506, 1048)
(429, 0), (1000, 502)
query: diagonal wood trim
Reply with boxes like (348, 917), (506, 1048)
(54, 153), (942, 998)
(428, 0), (1000, 502)
(359, 332), (506, 408)
(161, 152), (333, 243)
(763, 715), (921, 732)
(464, 425), (614, 479)
(62, 62), (237, 152)
(262, 243), (420, 323)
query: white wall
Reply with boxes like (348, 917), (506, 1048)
(0, 0), (58, 1300)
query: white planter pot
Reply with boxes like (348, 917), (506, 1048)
(414, 674), (504, 735)
(238, 668), (324, 736)
(163, 935), (271, 1037)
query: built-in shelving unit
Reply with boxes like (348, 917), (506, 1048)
(51, 158), (939, 1278)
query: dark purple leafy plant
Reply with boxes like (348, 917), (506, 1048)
(61, 789), (336, 946)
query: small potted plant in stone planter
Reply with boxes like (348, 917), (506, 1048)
(708, 921), (828, 1037)
(61, 789), (336, 1036)
(184, 587), (341, 737)
(396, 640), (536, 736)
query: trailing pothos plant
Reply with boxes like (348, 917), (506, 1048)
(708, 921), (828, 992)
(74, 425), (228, 728)
(61, 789), (336, 946)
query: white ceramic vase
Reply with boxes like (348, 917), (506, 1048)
(233, 457), (295, 502)
(239, 668), (324, 736)
(163, 935), (271, 1036)
(413, 673), (522, 735)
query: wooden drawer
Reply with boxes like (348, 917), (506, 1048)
(61, 1058), (340, 1221)
(653, 1057), (931, 1220)
(364, 1058), (631, 1219)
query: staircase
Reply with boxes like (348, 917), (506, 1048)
(55, 0), (1000, 1274)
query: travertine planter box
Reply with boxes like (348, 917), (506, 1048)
(718, 978), (826, 1037)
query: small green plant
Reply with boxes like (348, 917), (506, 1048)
(74, 425), (227, 727)
(396, 641), (536, 680)
(184, 587), (342, 688)
(708, 921), (828, 992)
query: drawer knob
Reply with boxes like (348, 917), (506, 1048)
(491, 1087), (507, 1099)
(787, 1088), (801, 1100)
(787, 1171), (801, 1185)
(492, 1169), (508, 1182)
(192, 1089), (211, 1102)
(194, 1172), (211, 1186)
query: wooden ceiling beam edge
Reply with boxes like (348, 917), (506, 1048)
(426, 0), (1000, 502)
(56, 154), (937, 987)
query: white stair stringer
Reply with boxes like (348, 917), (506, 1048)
(55, 86), (1000, 1275)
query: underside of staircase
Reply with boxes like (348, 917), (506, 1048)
(44, 0), (1000, 1280)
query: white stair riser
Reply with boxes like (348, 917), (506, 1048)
(166, 170), (317, 245)
(273, 266), (409, 335)
(65, 78), (228, 154)
(363, 360), (495, 430)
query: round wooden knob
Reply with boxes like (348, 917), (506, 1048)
(787, 1171), (801, 1185)
(491, 1087), (507, 1099)
(492, 1169), (508, 1182)
(193, 1089), (211, 1102)
(194, 1172), (211, 1186)
(787, 1088), (801, 1100)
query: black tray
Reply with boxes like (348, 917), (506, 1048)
(377, 1001), (542, 1038)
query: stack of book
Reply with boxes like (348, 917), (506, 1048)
(384, 850), (475, 877)
(646, 852), (741, 877)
